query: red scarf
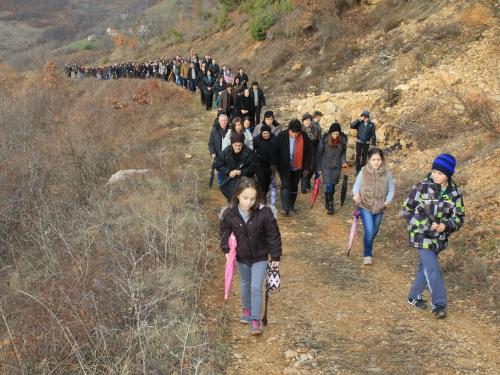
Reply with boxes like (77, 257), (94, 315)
(290, 131), (304, 169)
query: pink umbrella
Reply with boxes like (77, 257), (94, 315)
(347, 204), (361, 257)
(310, 172), (321, 209)
(224, 233), (237, 300)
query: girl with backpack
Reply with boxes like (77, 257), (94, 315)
(219, 177), (282, 336)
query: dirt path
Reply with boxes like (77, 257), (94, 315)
(192, 113), (500, 375)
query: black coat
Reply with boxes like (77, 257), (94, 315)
(316, 133), (348, 185)
(220, 204), (282, 266)
(214, 145), (258, 200)
(249, 88), (266, 108)
(208, 124), (229, 156)
(253, 133), (276, 169)
(270, 130), (312, 177)
(196, 70), (207, 88)
(201, 75), (217, 94)
(236, 94), (255, 119)
(187, 67), (199, 80)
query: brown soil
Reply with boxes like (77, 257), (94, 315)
(195, 119), (500, 374)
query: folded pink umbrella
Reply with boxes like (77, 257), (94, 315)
(347, 203), (361, 257)
(224, 233), (237, 300)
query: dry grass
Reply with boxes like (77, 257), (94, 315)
(0, 69), (225, 373)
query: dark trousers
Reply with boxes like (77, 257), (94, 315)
(254, 106), (262, 127)
(300, 173), (314, 192)
(355, 142), (370, 172)
(280, 170), (302, 194)
(256, 167), (272, 196)
(200, 89), (206, 105)
(205, 92), (214, 110)
(188, 80), (196, 93)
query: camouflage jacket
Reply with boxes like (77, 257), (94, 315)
(402, 173), (465, 253)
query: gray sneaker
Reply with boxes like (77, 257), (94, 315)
(433, 305), (447, 319)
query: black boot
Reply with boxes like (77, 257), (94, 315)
(281, 189), (290, 215)
(324, 192), (329, 210)
(327, 192), (334, 215)
(290, 192), (298, 213)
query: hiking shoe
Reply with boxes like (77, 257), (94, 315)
(363, 256), (372, 265)
(408, 298), (428, 309)
(433, 305), (447, 319)
(250, 320), (262, 336)
(239, 309), (251, 324)
(289, 206), (297, 213)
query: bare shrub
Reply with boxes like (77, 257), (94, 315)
(384, 14), (402, 33)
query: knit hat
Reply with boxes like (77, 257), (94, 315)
(264, 111), (274, 119)
(261, 124), (272, 133)
(329, 123), (342, 133)
(230, 132), (245, 144)
(361, 110), (370, 118)
(302, 113), (313, 121)
(432, 154), (456, 179)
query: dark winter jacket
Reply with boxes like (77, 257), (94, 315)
(196, 70), (207, 88)
(202, 74), (217, 93)
(302, 125), (321, 172)
(236, 94), (255, 119)
(350, 119), (376, 145)
(187, 66), (199, 81)
(220, 204), (282, 266)
(249, 88), (266, 109)
(218, 89), (235, 114)
(270, 130), (312, 177)
(253, 133), (277, 169)
(208, 124), (230, 156)
(214, 145), (258, 199)
(402, 173), (465, 253)
(316, 132), (348, 185)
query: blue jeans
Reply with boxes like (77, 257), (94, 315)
(325, 182), (335, 193)
(236, 260), (267, 321)
(409, 249), (447, 308)
(217, 171), (223, 185)
(358, 207), (384, 257)
(188, 79), (196, 93)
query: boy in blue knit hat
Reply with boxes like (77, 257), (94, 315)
(402, 154), (465, 319)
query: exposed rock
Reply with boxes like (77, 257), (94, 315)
(185, 154), (193, 159)
(437, 69), (463, 86)
(300, 66), (312, 79)
(284, 350), (298, 359)
(291, 63), (302, 71)
(107, 169), (149, 185)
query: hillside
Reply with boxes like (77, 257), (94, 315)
(0, 0), (499, 373)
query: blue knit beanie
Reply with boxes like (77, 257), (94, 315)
(432, 154), (456, 179)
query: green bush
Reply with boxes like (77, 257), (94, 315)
(103, 57), (109, 64)
(250, 12), (277, 40)
(84, 43), (93, 50)
(169, 27), (183, 44)
(217, 10), (230, 29)
(159, 34), (167, 42)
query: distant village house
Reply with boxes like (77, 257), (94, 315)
(88, 35), (96, 42)
(106, 28), (119, 36)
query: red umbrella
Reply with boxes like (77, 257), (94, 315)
(224, 233), (237, 300)
(310, 172), (321, 209)
(347, 203), (361, 256)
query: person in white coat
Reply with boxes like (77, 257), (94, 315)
(222, 117), (253, 151)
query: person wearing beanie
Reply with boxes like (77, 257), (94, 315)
(350, 110), (376, 176)
(317, 123), (348, 215)
(253, 111), (282, 138)
(214, 125), (258, 202)
(403, 153), (465, 319)
(252, 124), (276, 203)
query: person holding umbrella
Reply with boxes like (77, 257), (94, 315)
(300, 113), (321, 194)
(220, 177), (282, 336)
(270, 119), (312, 215)
(317, 123), (348, 215)
(352, 147), (395, 265)
(403, 154), (465, 319)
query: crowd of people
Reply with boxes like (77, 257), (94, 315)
(65, 52), (464, 335)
